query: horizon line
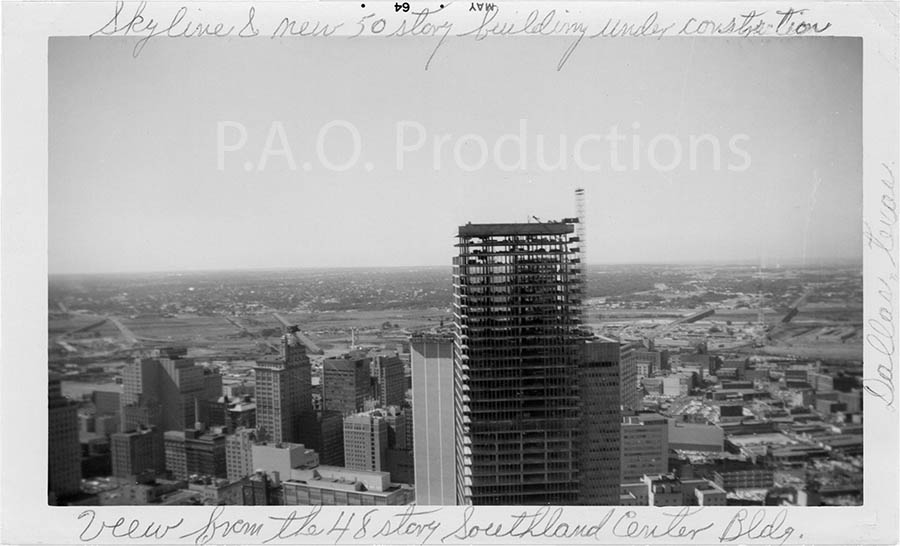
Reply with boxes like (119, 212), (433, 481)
(48, 258), (864, 277)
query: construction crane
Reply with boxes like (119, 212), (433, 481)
(224, 316), (280, 354)
(272, 313), (324, 355)
(575, 188), (586, 269)
(574, 188), (589, 327)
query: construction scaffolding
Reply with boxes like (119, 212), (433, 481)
(452, 221), (584, 505)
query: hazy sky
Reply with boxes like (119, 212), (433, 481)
(49, 36), (862, 274)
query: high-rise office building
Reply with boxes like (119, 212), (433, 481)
(227, 398), (257, 430)
(371, 352), (406, 408)
(185, 428), (228, 479)
(621, 412), (669, 482)
(383, 405), (407, 450)
(282, 466), (414, 506)
(242, 471), (283, 506)
(322, 354), (370, 415)
(120, 347), (216, 432)
(251, 442), (319, 479)
(226, 428), (259, 481)
(298, 411), (345, 467)
(92, 389), (121, 418)
(343, 410), (388, 472)
(633, 347), (667, 380)
(163, 426), (228, 480)
(254, 331), (312, 443)
(202, 369), (224, 400)
(453, 221), (596, 505)
(380, 405), (414, 485)
(110, 427), (164, 480)
(410, 333), (456, 505)
(163, 430), (189, 479)
(619, 342), (642, 413)
(404, 405), (414, 450)
(577, 340), (622, 504)
(48, 375), (82, 499)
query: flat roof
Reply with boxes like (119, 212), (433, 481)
(458, 222), (574, 237)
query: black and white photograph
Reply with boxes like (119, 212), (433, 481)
(2, 2), (899, 544)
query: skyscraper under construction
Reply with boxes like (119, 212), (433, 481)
(452, 220), (620, 505)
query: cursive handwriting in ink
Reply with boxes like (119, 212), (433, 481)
(612, 507), (714, 540)
(678, 10), (768, 37)
(239, 6), (259, 37)
(90, 1), (236, 57)
(774, 8), (832, 35)
(366, 506), (443, 544)
(271, 18), (343, 38)
(718, 509), (796, 545)
(591, 11), (674, 38)
(456, 9), (589, 70)
(386, 9), (454, 71)
(863, 163), (897, 408)
(263, 507), (326, 544)
(864, 163), (898, 268)
(178, 505), (263, 545)
(78, 510), (183, 542)
(441, 505), (616, 542)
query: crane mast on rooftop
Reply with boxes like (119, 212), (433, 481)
(575, 187), (589, 329)
(575, 188), (586, 270)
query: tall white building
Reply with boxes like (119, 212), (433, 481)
(343, 410), (388, 472)
(226, 428), (259, 481)
(410, 334), (456, 505)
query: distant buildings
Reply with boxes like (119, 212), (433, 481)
(382, 406), (408, 450)
(91, 389), (121, 419)
(370, 352), (405, 408)
(48, 375), (82, 499)
(46, 228), (866, 509)
(251, 442), (318, 479)
(80, 433), (112, 479)
(679, 353), (719, 376)
(282, 466), (413, 505)
(632, 347), (668, 380)
(163, 431), (188, 479)
(188, 477), (246, 505)
(110, 427), (164, 480)
(254, 332), (312, 443)
(619, 342), (641, 413)
(668, 419), (724, 452)
(226, 428), (259, 481)
(163, 427), (228, 479)
(120, 347), (220, 432)
(385, 448), (415, 484)
(343, 410), (388, 472)
(621, 413), (669, 482)
(322, 354), (370, 415)
(662, 372), (696, 396)
(577, 339), (622, 505)
(242, 471), (283, 505)
(621, 474), (726, 506)
(711, 461), (774, 490)
(410, 333), (456, 505)
(298, 411), (345, 467)
(226, 398), (257, 430)
(185, 428), (228, 479)
(717, 359), (748, 380)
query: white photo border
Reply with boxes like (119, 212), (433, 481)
(1, 1), (897, 544)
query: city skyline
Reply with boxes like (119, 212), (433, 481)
(47, 228), (866, 508)
(50, 37), (862, 274)
(47, 255), (864, 277)
(45, 33), (867, 510)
